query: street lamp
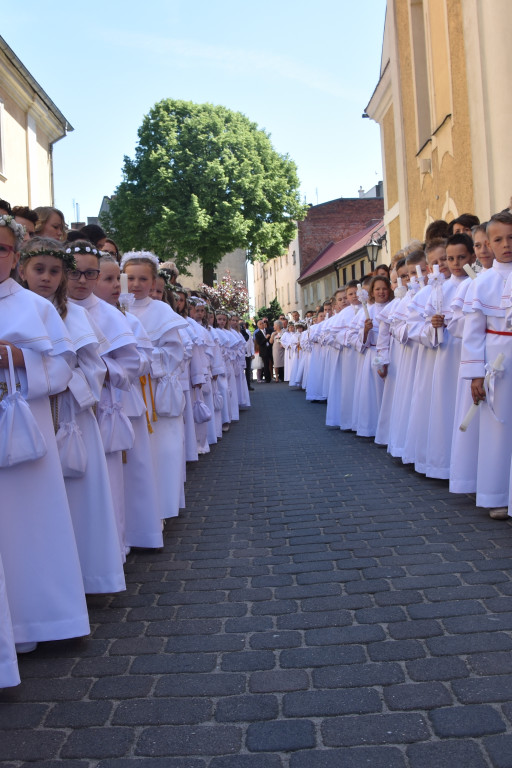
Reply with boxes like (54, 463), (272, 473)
(366, 231), (386, 271)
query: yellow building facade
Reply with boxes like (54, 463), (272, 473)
(0, 36), (71, 208)
(366, 0), (512, 257)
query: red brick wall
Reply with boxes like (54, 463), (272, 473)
(298, 198), (384, 273)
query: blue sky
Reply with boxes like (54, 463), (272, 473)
(5, 0), (386, 225)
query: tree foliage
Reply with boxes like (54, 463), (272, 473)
(102, 99), (308, 276)
(255, 297), (283, 325)
(199, 271), (249, 316)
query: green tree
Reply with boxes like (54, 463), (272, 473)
(102, 99), (308, 283)
(255, 297), (283, 325)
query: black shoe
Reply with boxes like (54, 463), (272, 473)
(249, 386), (254, 391)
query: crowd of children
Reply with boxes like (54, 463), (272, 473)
(0, 202), (251, 689)
(282, 209), (512, 523)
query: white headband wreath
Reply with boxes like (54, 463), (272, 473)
(120, 250), (160, 271)
(0, 215), (25, 250)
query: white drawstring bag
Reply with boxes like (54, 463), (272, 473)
(97, 398), (135, 453)
(212, 380), (223, 412)
(192, 388), (212, 424)
(0, 345), (47, 467)
(55, 399), (88, 478)
(155, 372), (185, 417)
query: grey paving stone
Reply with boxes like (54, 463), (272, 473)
(280, 645), (365, 668)
(368, 639), (426, 661)
(313, 662), (404, 689)
(45, 700), (113, 727)
(483, 734), (512, 768)
(406, 740), (488, 768)
(90, 676), (154, 700)
(467, 651), (512, 676)
(406, 657), (470, 681)
(283, 688), (382, 717)
(249, 670), (309, 693)
(154, 673), (246, 697)
(210, 758), (283, 768)
(246, 720), (316, 752)
(112, 697), (212, 725)
(136, 725), (242, 756)
(322, 712), (430, 746)
(0, 702), (48, 728)
(97, 760), (205, 768)
(215, 694), (279, 722)
(429, 704), (506, 738)
(384, 682), (453, 710)
(249, 631), (302, 650)
(61, 728), (134, 759)
(427, 632), (512, 655)
(452, 675), (512, 704)
(290, 746), (406, 768)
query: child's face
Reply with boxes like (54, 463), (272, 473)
(175, 293), (186, 313)
(195, 305), (206, 322)
(150, 276), (166, 301)
(41, 212), (65, 241)
(473, 230), (493, 268)
(487, 222), (512, 263)
(346, 286), (359, 305)
(334, 292), (346, 312)
(230, 316), (239, 329)
(427, 246), (450, 278)
(208, 312), (214, 326)
(67, 253), (100, 300)
(316, 312), (325, 323)
(126, 263), (154, 299)
(396, 265), (409, 283)
(372, 279), (390, 304)
(94, 262), (120, 305)
(216, 314), (227, 328)
(446, 244), (474, 276)
(20, 255), (64, 299)
(407, 260), (427, 280)
(0, 227), (19, 283)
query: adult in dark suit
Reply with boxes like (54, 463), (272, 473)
(254, 319), (272, 383)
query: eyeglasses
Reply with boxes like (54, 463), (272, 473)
(0, 244), (15, 257)
(67, 269), (100, 281)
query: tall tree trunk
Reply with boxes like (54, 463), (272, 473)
(202, 262), (215, 286)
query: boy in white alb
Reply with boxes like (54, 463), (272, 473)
(460, 213), (512, 519)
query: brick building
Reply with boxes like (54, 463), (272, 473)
(298, 197), (384, 275)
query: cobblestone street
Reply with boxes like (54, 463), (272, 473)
(2, 383), (512, 767)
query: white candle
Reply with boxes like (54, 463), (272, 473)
(120, 273), (128, 294)
(432, 264), (440, 276)
(463, 263), (477, 280)
(397, 277), (403, 287)
(416, 265), (423, 280)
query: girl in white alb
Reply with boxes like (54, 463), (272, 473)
(0, 216), (89, 654)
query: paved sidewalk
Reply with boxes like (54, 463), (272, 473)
(2, 383), (512, 767)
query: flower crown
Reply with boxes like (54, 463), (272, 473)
(157, 269), (172, 289)
(22, 246), (76, 270)
(66, 244), (99, 256)
(120, 250), (160, 271)
(0, 214), (25, 250)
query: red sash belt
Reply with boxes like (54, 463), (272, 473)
(486, 329), (512, 336)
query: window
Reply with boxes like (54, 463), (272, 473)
(309, 285), (313, 304)
(351, 264), (356, 280)
(360, 260), (365, 278)
(410, 0), (432, 149)
(343, 268), (347, 285)
(292, 251), (296, 265)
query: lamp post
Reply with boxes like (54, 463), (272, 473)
(366, 231), (386, 271)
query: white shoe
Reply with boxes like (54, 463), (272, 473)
(16, 641), (38, 654)
(489, 507), (509, 520)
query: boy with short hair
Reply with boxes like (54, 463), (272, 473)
(461, 212), (512, 518)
